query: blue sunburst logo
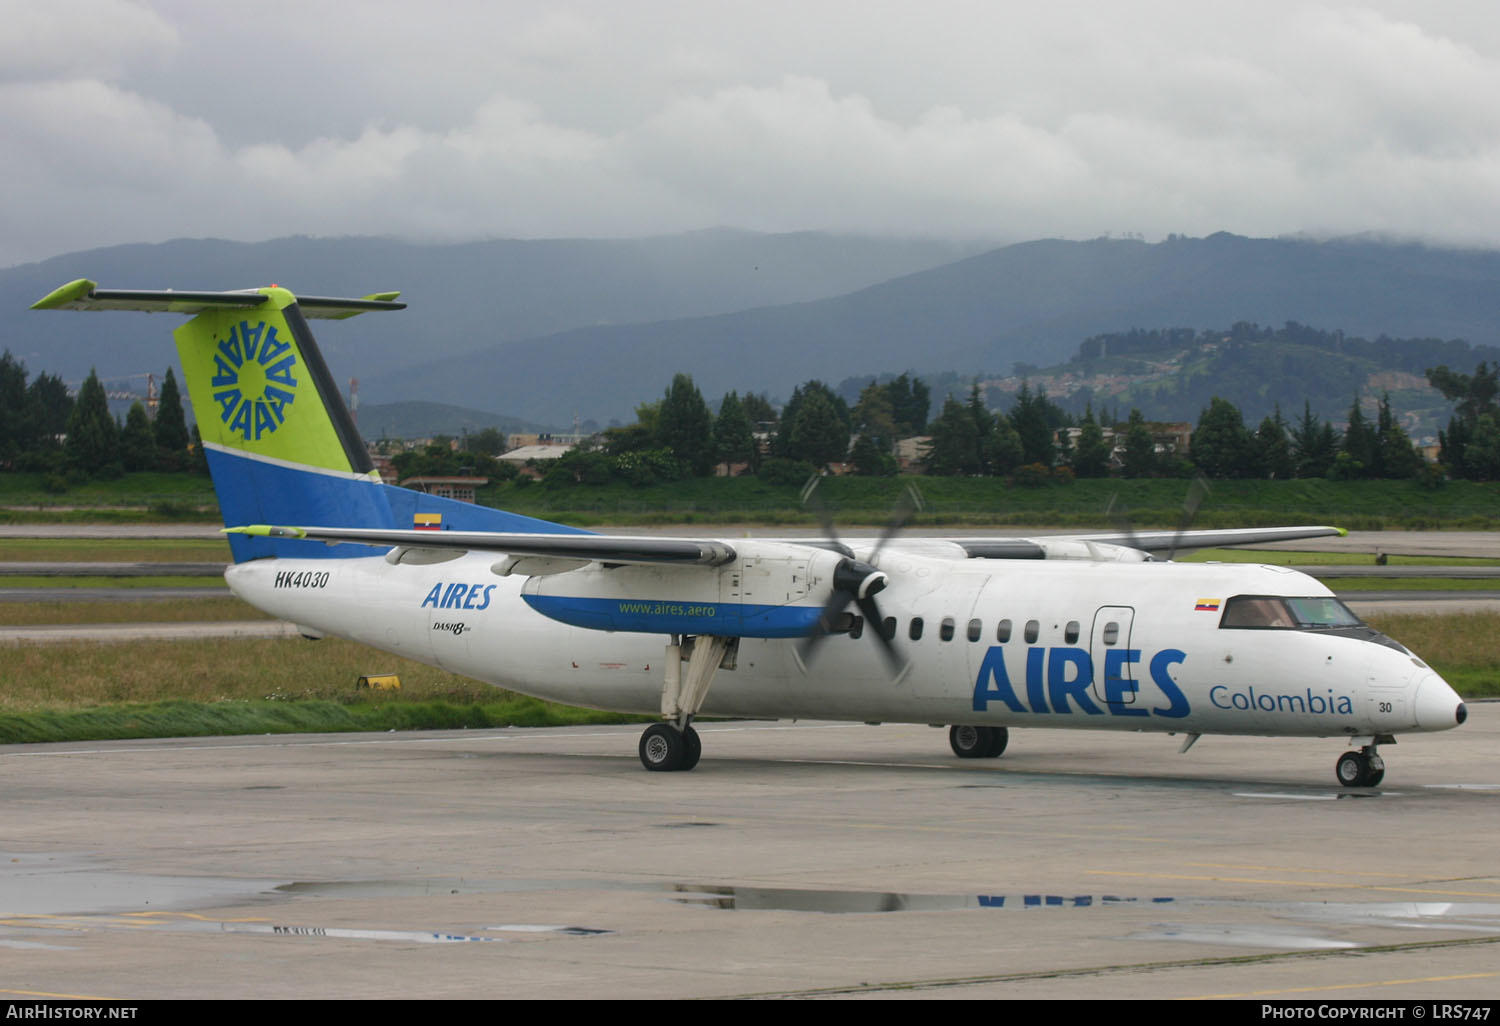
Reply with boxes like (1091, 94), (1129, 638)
(211, 320), (298, 441)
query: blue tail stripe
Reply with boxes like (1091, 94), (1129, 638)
(209, 449), (590, 562)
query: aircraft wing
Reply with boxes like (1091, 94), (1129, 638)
(226, 525), (736, 566)
(950, 524), (1345, 559)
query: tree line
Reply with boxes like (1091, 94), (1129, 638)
(0, 352), (202, 484)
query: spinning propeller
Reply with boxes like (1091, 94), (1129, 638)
(1105, 474), (1211, 560)
(798, 478), (923, 674)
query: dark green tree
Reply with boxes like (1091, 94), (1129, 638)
(1339, 396), (1377, 478)
(1253, 407), (1294, 479)
(1290, 401), (1337, 478)
(658, 374), (715, 476)
(27, 372), (72, 455)
(1120, 409), (1157, 478)
(64, 369), (121, 476)
(1428, 362), (1499, 479)
(120, 401), (158, 471)
(713, 391), (758, 471)
(740, 392), (777, 431)
(780, 387), (849, 467)
(985, 415), (1024, 476)
(1190, 397), (1253, 478)
(885, 373), (929, 436)
(1376, 393), (1422, 479)
(153, 367), (190, 462)
(1071, 405), (1111, 478)
(925, 395), (982, 475)
(0, 351), (27, 463)
(1009, 383), (1056, 467)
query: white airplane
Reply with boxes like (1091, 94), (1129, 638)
(33, 280), (1469, 786)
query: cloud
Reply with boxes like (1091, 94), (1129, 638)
(6, 1), (1500, 265)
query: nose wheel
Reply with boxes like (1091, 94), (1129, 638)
(1336, 747), (1385, 788)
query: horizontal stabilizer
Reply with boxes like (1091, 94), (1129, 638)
(31, 279), (405, 319)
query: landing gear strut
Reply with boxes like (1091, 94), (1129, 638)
(1336, 746), (1385, 788)
(638, 635), (735, 772)
(949, 725), (1008, 759)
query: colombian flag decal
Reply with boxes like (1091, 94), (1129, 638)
(1195, 598), (1221, 612)
(413, 512), (442, 531)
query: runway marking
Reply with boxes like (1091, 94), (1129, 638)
(1087, 869), (1500, 898)
(0, 988), (113, 1000)
(1185, 969), (1500, 1000)
(1186, 862), (1409, 878)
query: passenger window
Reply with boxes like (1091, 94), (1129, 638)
(882, 616), (897, 640)
(1064, 620), (1080, 644)
(996, 619), (1012, 643)
(909, 617), (924, 641)
(1102, 621), (1119, 645)
(1024, 620), (1039, 644)
(849, 615), (864, 640)
(940, 617), (955, 641)
(967, 618), (982, 642)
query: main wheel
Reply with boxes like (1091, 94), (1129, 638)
(639, 723), (687, 772)
(950, 725), (1006, 759)
(680, 725), (702, 771)
(1336, 750), (1370, 787)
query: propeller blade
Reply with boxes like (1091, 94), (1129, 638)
(1166, 475), (1211, 561)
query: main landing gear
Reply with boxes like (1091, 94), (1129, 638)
(638, 634), (736, 772)
(949, 725), (1008, 759)
(1336, 745), (1386, 788)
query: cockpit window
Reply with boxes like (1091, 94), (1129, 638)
(1220, 595), (1364, 630)
(1283, 597), (1363, 629)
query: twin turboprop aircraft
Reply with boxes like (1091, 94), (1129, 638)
(32, 280), (1469, 786)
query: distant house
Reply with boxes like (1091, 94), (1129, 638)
(398, 476), (488, 503)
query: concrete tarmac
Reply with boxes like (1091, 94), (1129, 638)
(2, 710), (1499, 1000)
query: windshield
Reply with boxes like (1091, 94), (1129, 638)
(1220, 595), (1364, 630)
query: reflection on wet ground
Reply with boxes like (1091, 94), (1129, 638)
(6, 853), (1500, 953)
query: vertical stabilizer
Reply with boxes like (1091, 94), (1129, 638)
(174, 288), (396, 559)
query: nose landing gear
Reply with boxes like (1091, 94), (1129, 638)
(1336, 746), (1385, 788)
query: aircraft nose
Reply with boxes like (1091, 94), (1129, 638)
(1413, 673), (1467, 731)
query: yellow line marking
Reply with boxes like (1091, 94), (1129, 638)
(1187, 970), (1500, 1000)
(0, 989), (113, 1000)
(1087, 869), (1500, 898)
(1186, 862), (1406, 877)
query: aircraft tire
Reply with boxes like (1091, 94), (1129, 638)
(640, 723), (687, 772)
(1336, 750), (1372, 787)
(950, 725), (1004, 759)
(680, 725), (702, 771)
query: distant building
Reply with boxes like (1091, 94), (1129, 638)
(398, 476), (488, 503)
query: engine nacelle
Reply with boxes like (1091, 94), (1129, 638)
(519, 541), (844, 638)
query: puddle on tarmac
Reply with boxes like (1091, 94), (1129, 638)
(9, 853), (1500, 955)
(0, 852), (278, 915)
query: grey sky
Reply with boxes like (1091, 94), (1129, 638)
(6, 0), (1500, 267)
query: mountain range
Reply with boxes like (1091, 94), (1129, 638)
(6, 230), (1500, 430)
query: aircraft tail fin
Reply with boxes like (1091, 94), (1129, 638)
(32, 280), (582, 561)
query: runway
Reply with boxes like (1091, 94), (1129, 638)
(2, 712), (1499, 1000)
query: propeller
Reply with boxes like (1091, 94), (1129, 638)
(1105, 473), (1211, 561)
(798, 478), (923, 673)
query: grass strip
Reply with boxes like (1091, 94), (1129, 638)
(0, 697), (643, 745)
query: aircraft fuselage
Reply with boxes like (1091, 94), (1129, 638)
(228, 550), (1465, 741)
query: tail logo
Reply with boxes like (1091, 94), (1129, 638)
(211, 320), (299, 441)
